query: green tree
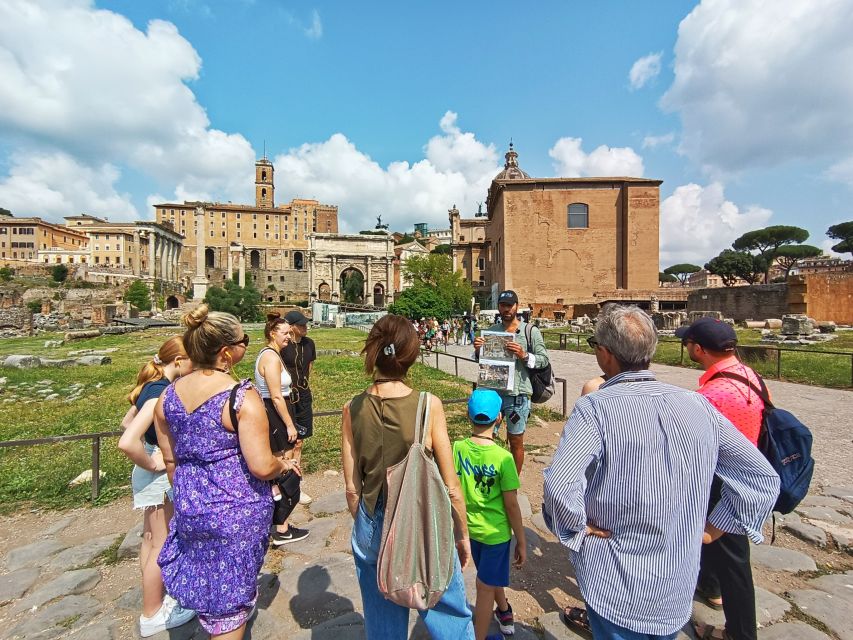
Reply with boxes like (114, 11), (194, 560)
(773, 244), (822, 278)
(204, 279), (262, 321)
(659, 272), (677, 284)
(663, 263), (701, 286)
(0, 207), (11, 217)
(394, 234), (416, 245)
(827, 221), (853, 257)
(51, 264), (68, 283)
(342, 270), (364, 303)
(402, 253), (472, 313)
(732, 225), (810, 282)
(388, 284), (451, 320)
(430, 244), (452, 255)
(705, 250), (758, 286)
(0, 266), (13, 282)
(123, 279), (152, 311)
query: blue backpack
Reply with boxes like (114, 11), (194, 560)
(710, 371), (814, 514)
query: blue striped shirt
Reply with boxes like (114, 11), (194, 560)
(542, 371), (779, 635)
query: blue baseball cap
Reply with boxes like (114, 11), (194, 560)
(675, 317), (737, 351)
(468, 389), (502, 425)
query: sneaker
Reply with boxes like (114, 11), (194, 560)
(494, 603), (515, 635)
(271, 526), (310, 546)
(299, 490), (313, 505)
(139, 597), (196, 637)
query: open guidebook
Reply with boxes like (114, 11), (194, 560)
(477, 330), (515, 391)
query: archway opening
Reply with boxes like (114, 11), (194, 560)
(294, 251), (304, 270)
(340, 267), (364, 304)
(166, 295), (179, 309)
(318, 282), (331, 301)
(250, 249), (261, 269)
(205, 248), (215, 269)
(373, 283), (385, 307)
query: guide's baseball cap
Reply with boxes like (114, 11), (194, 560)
(284, 310), (308, 326)
(468, 389), (502, 425)
(675, 317), (737, 351)
(497, 290), (518, 305)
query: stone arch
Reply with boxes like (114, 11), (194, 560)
(318, 282), (331, 301)
(373, 283), (385, 307)
(250, 249), (261, 269)
(293, 251), (304, 270)
(339, 266), (365, 303)
(205, 247), (215, 268)
(165, 295), (180, 309)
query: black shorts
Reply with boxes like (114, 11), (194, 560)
(286, 388), (313, 439)
(263, 398), (294, 453)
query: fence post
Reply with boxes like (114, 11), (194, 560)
(680, 342), (684, 365)
(91, 437), (101, 501)
(776, 348), (782, 379)
(562, 377), (568, 417)
(455, 356), (459, 377)
(435, 350), (439, 368)
(577, 335), (581, 349)
(850, 353), (853, 388)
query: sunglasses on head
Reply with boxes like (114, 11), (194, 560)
(230, 334), (250, 347)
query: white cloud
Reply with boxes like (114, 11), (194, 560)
(549, 137), (644, 178)
(628, 52), (662, 90)
(0, 0), (255, 220)
(661, 0), (853, 174)
(304, 9), (322, 39)
(272, 112), (501, 233)
(0, 151), (138, 220)
(659, 182), (773, 266)
(825, 155), (853, 187)
(642, 132), (675, 149)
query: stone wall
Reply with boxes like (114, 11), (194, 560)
(0, 308), (32, 333)
(687, 284), (788, 321)
(788, 273), (853, 324)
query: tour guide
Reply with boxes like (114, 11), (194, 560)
(473, 290), (549, 473)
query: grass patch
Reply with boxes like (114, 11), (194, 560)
(94, 534), (124, 566)
(58, 614), (82, 629)
(784, 602), (834, 636)
(0, 327), (475, 510)
(541, 327), (853, 389)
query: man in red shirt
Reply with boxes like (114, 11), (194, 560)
(676, 317), (765, 640)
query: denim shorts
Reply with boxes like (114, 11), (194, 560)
(131, 442), (172, 509)
(470, 538), (511, 587)
(499, 394), (531, 436)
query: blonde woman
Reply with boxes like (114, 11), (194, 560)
(154, 305), (297, 640)
(118, 337), (195, 637)
(255, 312), (309, 545)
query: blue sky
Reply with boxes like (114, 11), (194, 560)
(1, 0), (852, 267)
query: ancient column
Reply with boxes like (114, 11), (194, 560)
(308, 253), (315, 295)
(148, 232), (156, 278)
(238, 250), (246, 288)
(160, 235), (168, 282)
(132, 231), (141, 276)
(330, 256), (337, 296)
(227, 247), (233, 283)
(385, 256), (392, 303)
(192, 206), (209, 300)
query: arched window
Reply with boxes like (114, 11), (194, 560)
(293, 251), (304, 270)
(250, 249), (261, 269)
(261, 188), (267, 200)
(261, 170), (267, 181)
(567, 203), (589, 229)
(205, 247), (215, 268)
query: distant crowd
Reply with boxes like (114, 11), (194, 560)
(117, 291), (788, 640)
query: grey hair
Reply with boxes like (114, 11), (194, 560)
(594, 305), (657, 371)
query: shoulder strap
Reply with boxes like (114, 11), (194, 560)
(524, 321), (532, 345)
(414, 391), (431, 446)
(707, 371), (774, 409)
(228, 381), (243, 432)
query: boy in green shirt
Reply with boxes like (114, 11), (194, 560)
(454, 389), (527, 640)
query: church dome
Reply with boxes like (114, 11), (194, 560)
(493, 142), (530, 181)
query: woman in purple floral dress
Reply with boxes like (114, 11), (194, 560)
(154, 305), (300, 639)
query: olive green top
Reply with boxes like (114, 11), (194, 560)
(350, 389), (425, 517)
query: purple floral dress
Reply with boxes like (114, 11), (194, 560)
(158, 380), (273, 633)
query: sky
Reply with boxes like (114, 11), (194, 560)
(1, 0), (852, 268)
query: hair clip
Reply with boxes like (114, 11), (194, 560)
(383, 343), (396, 357)
(153, 354), (163, 365)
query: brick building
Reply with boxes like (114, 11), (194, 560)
(0, 215), (88, 264)
(154, 158), (339, 297)
(450, 144), (662, 315)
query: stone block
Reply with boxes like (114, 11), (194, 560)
(117, 522), (144, 560)
(789, 589), (853, 639)
(49, 534), (121, 570)
(764, 319), (783, 329)
(809, 573), (853, 605)
(8, 594), (100, 640)
(689, 311), (724, 322)
(3, 354), (41, 368)
(65, 619), (119, 640)
(758, 622), (831, 639)
(781, 314), (814, 336)
(284, 516), (345, 557)
(279, 552), (361, 630)
(782, 519), (827, 547)
(75, 355), (112, 365)
(0, 567), (40, 605)
(40, 358), (78, 368)
(11, 568), (101, 614)
(517, 493), (533, 520)
(750, 544), (816, 572)
(800, 495), (847, 509)
(754, 587), (790, 625)
(309, 491), (349, 516)
(5, 539), (68, 571)
(824, 486), (853, 505)
(291, 612), (366, 640)
(796, 506), (853, 526)
(818, 321), (837, 333)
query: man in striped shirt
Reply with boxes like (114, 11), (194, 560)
(677, 317), (765, 640)
(543, 306), (779, 639)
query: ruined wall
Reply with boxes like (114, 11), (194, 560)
(789, 273), (853, 323)
(687, 284), (788, 321)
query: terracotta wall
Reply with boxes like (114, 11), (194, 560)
(789, 273), (853, 323)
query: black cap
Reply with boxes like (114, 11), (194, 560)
(284, 310), (308, 326)
(675, 317), (737, 351)
(497, 290), (518, 305)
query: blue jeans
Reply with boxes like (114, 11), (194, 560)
(587, 606), (679, 640)
(351, 500), (474, 639)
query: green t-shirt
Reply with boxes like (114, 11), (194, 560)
(453, 438), (521, 545)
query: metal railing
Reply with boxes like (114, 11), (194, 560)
(418, 347), (569, 417)
(547, 331), (853, 388)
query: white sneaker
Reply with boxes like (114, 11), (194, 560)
(299, 490), (312, 505)
(139, 596), (196, 637)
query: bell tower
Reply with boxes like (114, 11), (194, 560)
(255, 158), (274, 208)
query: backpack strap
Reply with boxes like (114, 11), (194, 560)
(228, 380), (248, 432)
(707, 371), (775, 409)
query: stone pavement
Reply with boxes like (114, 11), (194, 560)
(1, 347), (852, 639)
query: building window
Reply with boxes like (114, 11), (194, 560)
(477, 257), (485, 271)
(568, 203), (589, 229)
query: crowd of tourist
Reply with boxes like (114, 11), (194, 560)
(116, 297), (781, 640)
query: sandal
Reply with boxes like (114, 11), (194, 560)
(694, 622), (729, 639)
(560, 606), (591, 633)
(694, 586), (723, 611)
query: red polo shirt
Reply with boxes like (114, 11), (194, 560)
(698, 356), (765, 446)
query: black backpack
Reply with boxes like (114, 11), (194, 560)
(709, 371), (814, 514)
(523, 323), (555, 404)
